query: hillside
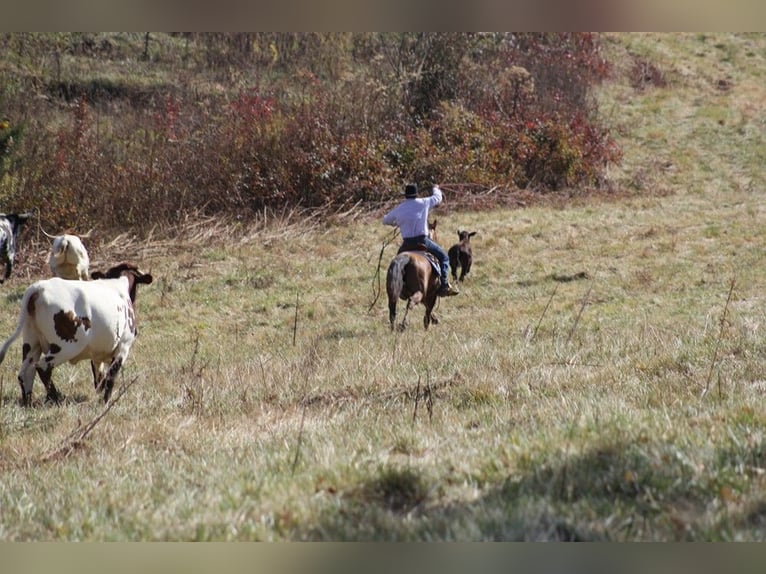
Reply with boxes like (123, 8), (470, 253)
(0, 33), (766, 542)
(599, 32), (766, 198)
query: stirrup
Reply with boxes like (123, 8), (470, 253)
(438, 284), (459, 297)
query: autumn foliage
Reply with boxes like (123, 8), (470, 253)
(0, 33), (621, 234)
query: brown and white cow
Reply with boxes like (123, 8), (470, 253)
(47, 233), (98, 386)
(0, 263), (153, 405)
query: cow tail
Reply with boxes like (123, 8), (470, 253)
(0, 289), (31, 365)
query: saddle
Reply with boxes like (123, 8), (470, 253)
(397, 242), (441, 277)
(397, 239), (428, 254)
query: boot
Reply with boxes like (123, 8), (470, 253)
(438, 282), (459, 297)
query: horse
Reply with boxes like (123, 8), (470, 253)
(386, 251), (440, 331)
(427, 218), (438, 242)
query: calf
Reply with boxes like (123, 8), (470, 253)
(49, 234), (90, 281)
(448, 230), (477, 283)
(0, 263), (153, 405)
(0, 212), (32, 283)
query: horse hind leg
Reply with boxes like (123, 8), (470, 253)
(398, 299), (413, 331)
(396, 292), (422, 332)
(423, 302), (434, 329)
(401, 292), (423, 331)
(423, 288), (440, 329)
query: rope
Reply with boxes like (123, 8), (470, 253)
(368, 227), (399, 313)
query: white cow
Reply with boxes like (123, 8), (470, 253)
(48, 234), (90, 281)
(0, 263), (153, 405)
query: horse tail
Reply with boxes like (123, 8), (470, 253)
(386, 253), (410, 328)
(387, 253), (408, 300)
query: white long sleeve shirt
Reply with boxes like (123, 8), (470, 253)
(382, 186), (443, 239)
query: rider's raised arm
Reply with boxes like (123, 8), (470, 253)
(427, 184), (443, 208)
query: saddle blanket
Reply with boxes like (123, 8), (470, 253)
(397, 244), (441, 277)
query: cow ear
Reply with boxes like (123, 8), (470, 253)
(469, 231), (477, 237)
(137, 273), (153, 285)
(91, 271), (106, 280)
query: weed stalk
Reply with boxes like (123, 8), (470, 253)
(41, 376), (139, 462)
(291, 402), (307, 476)
(412, 375), (421, 425)
(566, 285), (593, 345)
(293, 291), (299, 346)
(531, 284), (559, 342)
(702, 278), (736, 399)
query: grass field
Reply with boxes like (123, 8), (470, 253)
(1, 33), (766, 541)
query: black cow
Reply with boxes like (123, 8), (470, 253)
(0, 212), (32, 283)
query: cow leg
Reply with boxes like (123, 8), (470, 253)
(460, 258), (470, 282)
(17, 343), (39, 407)
(36, 365), (62, 405)
(35, 351), (64, 404)
(91, 361), (104, 390)
(102, 357), (123, 402)
(448, 249), (458, 281)
(2, 254), (12, 282)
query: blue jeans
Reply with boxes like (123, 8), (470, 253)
(400, 235), (450, 287)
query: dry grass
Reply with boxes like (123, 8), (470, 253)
(2, 33), (766, 541)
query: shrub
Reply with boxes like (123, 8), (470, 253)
(0, 33), (622, 235)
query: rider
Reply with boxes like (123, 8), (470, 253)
(382, 182), (459, 297)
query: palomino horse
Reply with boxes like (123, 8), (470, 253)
(386, 251), (440, 331)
